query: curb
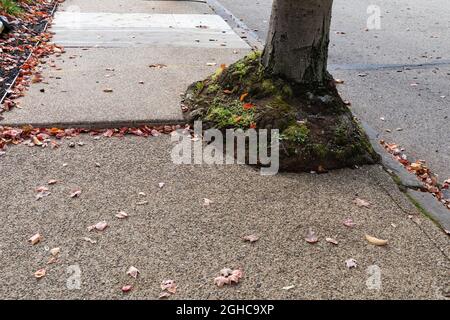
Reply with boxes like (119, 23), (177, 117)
(0, 119), (186, 130)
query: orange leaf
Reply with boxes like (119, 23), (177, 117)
(240, 93), (249, 102)
(243, 103), (254, 110)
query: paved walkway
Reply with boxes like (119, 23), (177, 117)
(0, 0), (249, 127)
(0, 0), (448, 300)
(0, 136), (449, 299)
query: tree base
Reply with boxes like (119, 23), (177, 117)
(182, 52), (380, 172)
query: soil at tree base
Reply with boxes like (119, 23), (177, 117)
(183, 51), (380, 172)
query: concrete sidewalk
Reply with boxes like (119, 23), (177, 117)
(0, 0), (250, 128)
(0, 135), (449, 299)
(0, 0), (449, 300)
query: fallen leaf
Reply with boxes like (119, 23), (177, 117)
(365, 234), (388, 246)
(343, 218), (356, 228)
(214, 268), (243, 287)
(345, 258), (358, 269)
(115, 211), (128, 219)
(161, 279), (177, 294)
(282, 285), (295, 291)
(103, 88), (113, 93)
(50, 247), (60, 256)
(70, 189), (82, 198)
(127, 266), (140, 279)
(121, 285), (133, 293)
(36, 186), (49, 192)
(214, 276), (230, 287)
(243, 235), (259, 243)
(34, 268), (46, 279)
(82, 237), (97, 244)
(305, 228), (318, 244)
(88, 221), (108, 232)
(220, 268), (233, 277)
(353, 198), (371, 208)
(29, 233), (42, 245)
(47, 179), (58, 185)
(240, 92), (249, 101)
(325, 237), (338, 245)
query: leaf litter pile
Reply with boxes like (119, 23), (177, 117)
(380, 140), (450, 211)
(0, 0), (64, 115)
(0, 124), (185, 154)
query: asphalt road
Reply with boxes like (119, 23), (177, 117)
(215, 0), (450, 182)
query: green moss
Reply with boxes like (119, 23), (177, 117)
(281, 123), (310, 145)
(267, 96), (293, 113)
(333, 124), (349, 146)
(207, 84), (221, 94)
(261, 80), (277, 95)
(194, 81), (205, 94)
(282, 84), (293, 98)
(310, 144), (329, 159)
(206, 99), (255, 129)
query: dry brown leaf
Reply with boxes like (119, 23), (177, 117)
(214, 276), (230, 287)
(353, 197), (371, 208)
(127, 266), (140, 279)
(305, 228), (318, 244)
(121, 285), (133, 293)
(34, 268), (46, 279)
(82, 237), (97, 244)
(325, 237), (338, 245)
(365, 234), (388, 246)
(343, 218), (356, 228)
(50, 247), (60, 256)
(115, 211), (128, 219)
(243, 234), (259, 243)
(161, 279), (177, 294)
(48, 179), (58, 185)
(70, 189), (81, 198)
(103, 88), (113, 93)
(88, 221), (108, 232)
(345, 258), (358, 269)
(28, 233), (42, 245)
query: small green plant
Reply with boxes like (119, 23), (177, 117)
(207, 99), (255, 129)
(0, 0), (23, 16)
(280, 123), (310, 144)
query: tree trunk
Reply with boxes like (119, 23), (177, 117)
(262, 0), (333, 85)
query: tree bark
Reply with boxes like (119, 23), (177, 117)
(262, 0), (333, 85)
